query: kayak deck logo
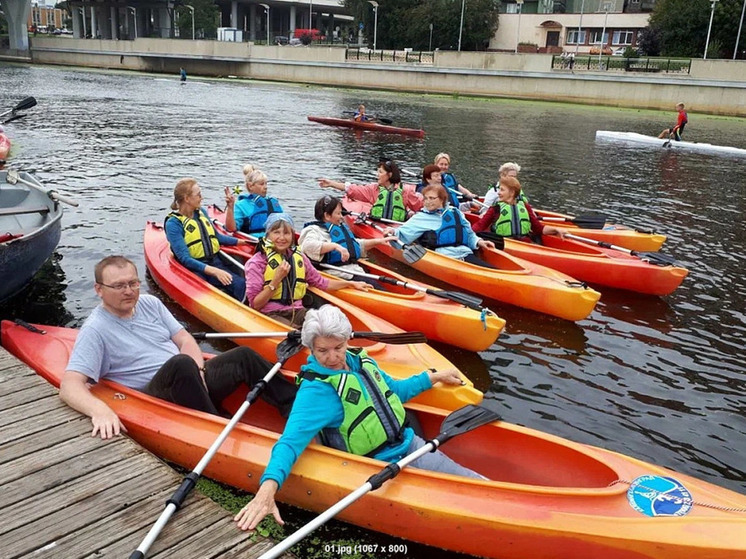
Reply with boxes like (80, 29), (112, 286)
(627, 475), (693, 517)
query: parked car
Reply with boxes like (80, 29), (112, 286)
(274, 36), (288, 45)
(612, 47), (626, 56)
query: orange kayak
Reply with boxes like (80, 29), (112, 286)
(344, 204), (601, 321)
(5, 319), (746, 559)
(533, 208), (667, 252)
(463, 214), (688, 296)
(209, 206), (505, 352)
(143, 222), (481, 410)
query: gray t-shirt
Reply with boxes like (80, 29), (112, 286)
(66, 294), (184, 391)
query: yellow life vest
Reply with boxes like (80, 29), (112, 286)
(166, 210), (220, 259)
(263, 246), (308, 305)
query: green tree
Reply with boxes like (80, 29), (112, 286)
(175, 0), (219, 40)
(343, 0), (499, 51)
(649, 0), (746, 58)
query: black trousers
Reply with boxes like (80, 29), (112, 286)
(144, 347), (298, 417)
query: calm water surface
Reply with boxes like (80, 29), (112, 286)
(2, 63), (745, 556)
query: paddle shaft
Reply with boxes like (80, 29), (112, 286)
(258, 439), (440, 559)
(193, 330), (427, 344)
(562, 232), (676, 265)
(130, 358), (288, 559)
(564, 233), (635, 255)
(6, 170), (79, 207)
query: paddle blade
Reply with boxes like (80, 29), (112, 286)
(376, 117), (393, 125)
(438, 405), (501, 445)
(429, 289), (484, 311)
(569, 214), (607, 229)
(14, 96), (37, 112)
(401, 243), (427, 264)
(350, 331), (427, 344)
(475, 231), (505, 250)
(276, 335), (304, 363)
(634, 251), (679, 267)
(3, 113), (27, 125)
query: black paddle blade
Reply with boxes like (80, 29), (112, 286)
(401, 243), (427, 264)
(438, 405), (501, 445)
(634, 251), (678, 267)
(376, 117), (393, 125)
(3, 113), (27, 125)
(475, 231), (505, 250)
(429, 289), (484, 311)
(276, 335), (304, 363)
(14, 96), (37, 112)
(569, 214), (607, 229)
(350, 331), (427, 344)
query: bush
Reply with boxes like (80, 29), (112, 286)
(299, 32), (313, 46)
(623, 46), (639, 58)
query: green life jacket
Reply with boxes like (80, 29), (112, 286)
(492, 200), (531, 238)
(298, 348), (407, 456)
(370, 186), (407, 222)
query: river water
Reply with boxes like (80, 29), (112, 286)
(2, 63), (745, 556)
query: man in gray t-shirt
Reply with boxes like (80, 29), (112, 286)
(61, 256), (298, 440)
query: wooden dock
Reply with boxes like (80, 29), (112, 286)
(0, 348), (291, 559)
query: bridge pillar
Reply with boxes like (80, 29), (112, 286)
(3, 0), (31, 51)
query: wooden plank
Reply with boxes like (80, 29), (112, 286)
(0, 453), (162, 535)
(0, 439), (139, 509)
(2, 404), (84, 442)
(0, 369), (42, 396)
(2, 458), (171, 556)
(0, 416), (90, 464)
(0, 351), (35, 373)
(218, 538), (279, 559)
(0, 383), (56, 412)
(0, 433), (115, 485)
(148, 515), (256, 559)
(0, 390), (65, 423)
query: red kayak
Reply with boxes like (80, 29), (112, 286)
(308, 116), (425, 138)
(0, 133), (10, 165)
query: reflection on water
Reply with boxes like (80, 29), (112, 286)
(1, 64), (745, 510)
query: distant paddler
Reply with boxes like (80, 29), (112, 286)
(658, 102), (688, 142)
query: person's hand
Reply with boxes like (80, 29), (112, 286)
(334, 244), (350, 262)
(274, 260), (291, 282)
(208, 265), (233, 286)
(319, 178), (339, 189)
(377, 235), (398, 245)
(90, 408), (127, 440)
(349, 281), (372, 291)
(428, 368), (466, 386)
(224, 186), (236, 207)
(462, 188), (475, 198)
(381, 227), (396, 237)
(477, 239), (495, 250)
(235, 481), (283, 531)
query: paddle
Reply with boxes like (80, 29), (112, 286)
(344, 210), (427, 264)
(5, 169), (79, 207)
(0, 96), (37, 120)
(319, 263), (485, 310)
(0, 206), (50, 217)
(341, 110), (393, 125)
(662, 132), (674, 148)
(257, 404), (501, 559)
(563, 233), (678, 266)
(538, 214), (607, 229)
(192, 329), (428, 345)
(128, 336), (304, 559)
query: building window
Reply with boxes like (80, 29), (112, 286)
(612, 29), (634, 45)
(566, 28), (587, 45)
(589, 29), (610, 44)
(506, 3), (520, 14)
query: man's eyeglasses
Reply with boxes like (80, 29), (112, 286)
(99, 280), (141, 292)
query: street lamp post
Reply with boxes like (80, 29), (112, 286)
(80, 7), (87, 38)
(704, 0), (720, 59)
(429, 23), (433, 52)
(368, 1), (378, 51)
(259, 3), (270, 44)
(514, 0), (524, 54)
(458, 0), (465, 51)
(185, 5), (195, 40)
(127, 6), (136, 39)
(309, 0), (313, 29)
(734, 0), (745, 59)
(574, 0), (585, 56)
(597, 3), (609, 69)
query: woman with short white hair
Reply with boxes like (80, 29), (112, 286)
(234, 304), (485, 532)
(481, 162), (522, 213)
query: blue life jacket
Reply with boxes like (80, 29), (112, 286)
(238, 194), (283, 235)
(306, 221), (362, 265)
(418, 207), (470, 249)
(441, 172), (460, 207)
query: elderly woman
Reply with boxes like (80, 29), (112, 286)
(472, 176), (565, 242)
(234, 304), (485, 532)
(244, 213), (370, 328)
(224, 166), (284, 237)
(434, 153), (475, 207)
(165, 177), (250, 301)
(298, 195), (394, 281)
(319, 159), (422, 222)
(481, 162), (521, 213)
(383, 185), (495, 268)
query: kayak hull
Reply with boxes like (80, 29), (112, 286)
(344, 203), (601, 321)
(4, 320), (746, 559)
(596, 130), (746, 158)
(209, 207), (504, 351)
(464, 214), (688, 295)
(143, 222), (481, 410)
(307, 115), (425, 138)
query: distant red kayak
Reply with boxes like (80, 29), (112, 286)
(308, 115), (425, 138)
